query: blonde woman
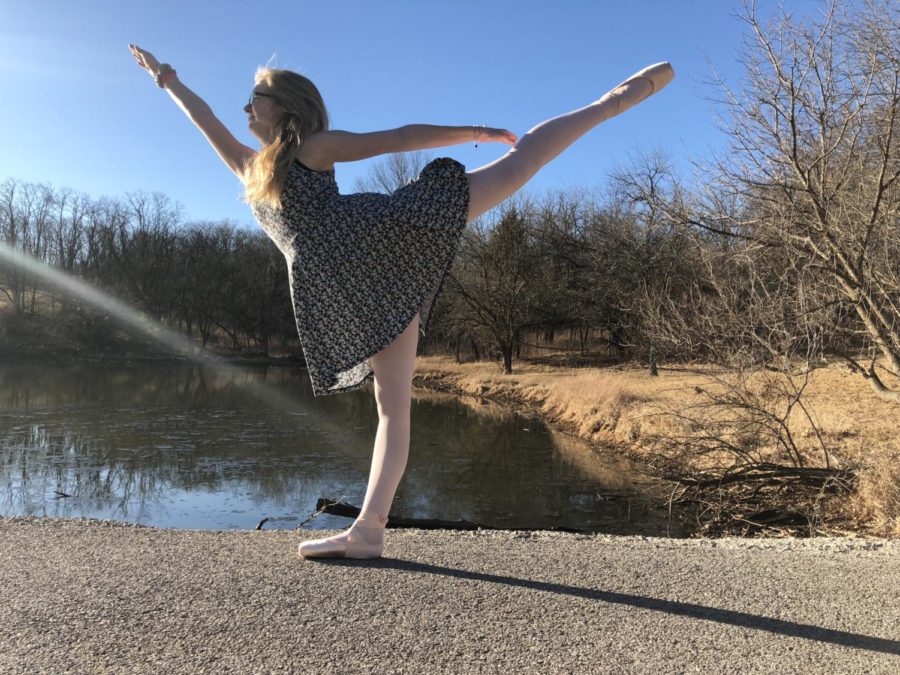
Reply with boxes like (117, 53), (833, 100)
(128, 44), (674, 560)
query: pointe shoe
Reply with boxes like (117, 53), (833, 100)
(298, 514), (387, 560)
(604, 61), (675, 116)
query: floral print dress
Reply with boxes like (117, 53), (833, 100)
(251, 157), (470, 396)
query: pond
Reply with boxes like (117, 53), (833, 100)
(0, 361), (679, 535)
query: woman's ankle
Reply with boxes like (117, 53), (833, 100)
(356, 511), (388, 527)
(349, 517), (386, 546)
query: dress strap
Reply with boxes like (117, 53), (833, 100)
(293, 158), (334, 174)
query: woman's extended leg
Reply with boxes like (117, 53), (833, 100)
(466, 62), (674, 221)
(298, 313), (420, 559)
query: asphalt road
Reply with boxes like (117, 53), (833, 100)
(1, 517), (898, 673)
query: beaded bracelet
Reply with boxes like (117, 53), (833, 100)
(474, 124), (486, 148)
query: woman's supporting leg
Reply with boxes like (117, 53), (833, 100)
(356, 311), (420, 525)
(466, 62), (674, 221)
(298, 313), (420, 559)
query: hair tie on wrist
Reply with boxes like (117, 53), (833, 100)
(158, 70), (177, 88)
(155, 64), (176, 88)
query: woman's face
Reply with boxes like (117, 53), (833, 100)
(244, 84), (281, 144)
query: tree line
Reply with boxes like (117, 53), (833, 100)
(0, 184), (296, 355)
(2, 1), (898, 400)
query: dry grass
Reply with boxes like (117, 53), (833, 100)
(415, 354), (900, 537)
(416, 355), (669, 441)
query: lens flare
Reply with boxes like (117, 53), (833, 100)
(0, 242), (303, 411)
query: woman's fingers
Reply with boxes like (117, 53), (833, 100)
(128, 45), (144, 64)
(486, 128), (517, 145)
(128, 44), (159, 74)
(129, 44), (150, 60)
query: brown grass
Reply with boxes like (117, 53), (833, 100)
(414, 354), (900, 537)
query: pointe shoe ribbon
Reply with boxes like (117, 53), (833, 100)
(625, 61), (675, 95)
(609, 61), (675, 115)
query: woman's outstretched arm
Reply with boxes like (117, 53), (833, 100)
(129, 45), (255, 179)
(307, 125), (518, 164)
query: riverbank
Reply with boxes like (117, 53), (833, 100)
(413, 355), (900, 538)
(0, 311), (302, 366)
(1, 516), (898, 673)
(2, 307), (896, 537)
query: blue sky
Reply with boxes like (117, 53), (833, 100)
(0, 0), (825, 226)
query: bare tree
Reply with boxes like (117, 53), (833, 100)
(0, 178), (23, 312)
(46, 188), (90, 314)
(528, 190), (596, 356)
(117, 191), (181, 321)
(0, 179), (54, 314)
(447, 199), (540, 373)
(353, 151), (433, 193)
(175, 223), (235, 345)
(729, 0), (900, 399)
(623, 1), (900, 401)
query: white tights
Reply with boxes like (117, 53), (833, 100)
(357, 312), (420, 527)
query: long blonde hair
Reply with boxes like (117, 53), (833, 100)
(243, 68), (330, 208)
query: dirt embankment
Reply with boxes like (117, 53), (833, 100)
(412, 354), (900, 538)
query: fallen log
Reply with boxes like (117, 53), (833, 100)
(676, 464), (855, 491)
(313, 498), (586, 534)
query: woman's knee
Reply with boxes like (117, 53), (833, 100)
(371, 354), (415, 418)
(373, 378), (412, 419)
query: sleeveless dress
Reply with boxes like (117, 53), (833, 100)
(251, 157), (470, 397)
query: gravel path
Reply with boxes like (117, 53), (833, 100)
(1, 517), (898, 673)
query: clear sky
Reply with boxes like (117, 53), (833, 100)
(0, 0), (825, 227)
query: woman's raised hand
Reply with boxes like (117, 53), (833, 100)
(481, 127), (518, 145)
(128, 44), (161, 77)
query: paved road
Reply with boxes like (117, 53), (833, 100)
(1, 517), (898, 673)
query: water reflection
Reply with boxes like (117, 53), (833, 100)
(0, 362), (678, 534)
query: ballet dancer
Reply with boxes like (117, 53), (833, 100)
(128, 44), (674, 559)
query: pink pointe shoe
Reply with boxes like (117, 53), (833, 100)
(602, 61), (675, 117)
(297, 514), (387, 560)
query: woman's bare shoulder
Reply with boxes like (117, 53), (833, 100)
(296, 131), (337, 172)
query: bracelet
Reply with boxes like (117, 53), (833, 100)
(473, 124), (485, 148)
(158, 70), (177, 88)
(155, 63), (176, 88)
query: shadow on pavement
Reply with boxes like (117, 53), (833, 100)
(315, 557), (900, 656)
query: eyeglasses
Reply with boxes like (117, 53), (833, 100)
(248, 91), (274, 107)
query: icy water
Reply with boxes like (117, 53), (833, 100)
(0, 361), (678, 534)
